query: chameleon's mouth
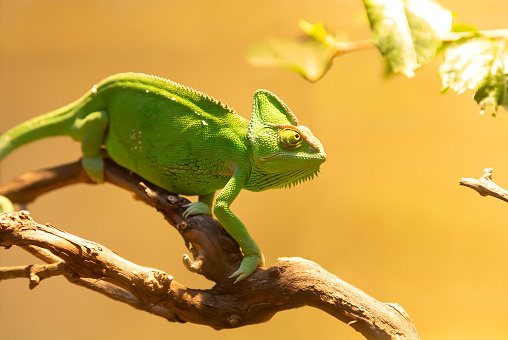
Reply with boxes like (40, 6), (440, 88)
(260, 153), (282, 161)
(261, 152), (326, 162)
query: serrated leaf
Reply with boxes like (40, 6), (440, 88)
(364, 0), (452, 77)
(439, 35), (508, 115)
(246, 38), (335, 82)
(405, 0), (451, 63)
(364, 0), (417, 77)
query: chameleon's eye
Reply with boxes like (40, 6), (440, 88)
(279, 128), (302, 149)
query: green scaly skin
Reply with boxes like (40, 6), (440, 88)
(0, 195), (14, 213)
(0, 73), (326, 281)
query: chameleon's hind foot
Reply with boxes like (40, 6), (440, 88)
(183, 202), (212, 218)
(82, 156), (105, 183)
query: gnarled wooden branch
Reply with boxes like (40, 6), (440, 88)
(0, 160), (420, 339)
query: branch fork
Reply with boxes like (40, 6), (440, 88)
(460, 168), (508, 203)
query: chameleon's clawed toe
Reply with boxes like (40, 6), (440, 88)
(230, 254), (264, 283)
(183, 202), (211, 218)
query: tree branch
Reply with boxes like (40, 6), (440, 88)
(459, 168), (508, 203)
(0, 158), (243, 282)
(0, 160), (421, 339)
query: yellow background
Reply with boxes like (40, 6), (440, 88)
(1, 1), (507, 339)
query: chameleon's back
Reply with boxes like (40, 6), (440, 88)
(90, 73), (251, 196)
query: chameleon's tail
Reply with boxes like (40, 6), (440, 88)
(0, 102), (77, 162)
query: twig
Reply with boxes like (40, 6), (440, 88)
(334, 39), (373, 55)
(334, 28), (508, 55)
(459, 168), (508, 203)
(442, 29), (508, 42)
(0, 261), (68, 288)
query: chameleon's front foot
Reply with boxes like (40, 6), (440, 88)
(230, 251), (265, 283)
(182, 202), (212, 218)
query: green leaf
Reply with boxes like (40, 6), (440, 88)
(364, 0), (417, 77)
(246, 38), (336, 82)
(451, 23), (478, 33)
(299, 20), (338, 47)
(247, 20), (340, 82)
(363, 0), (452, 77)
(439, 35), (508, 115)
(474, 66), (506, 115)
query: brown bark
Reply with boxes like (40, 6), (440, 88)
(0, 159), (420, 339)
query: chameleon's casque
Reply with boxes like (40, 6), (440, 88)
(0, 73), (326, 281)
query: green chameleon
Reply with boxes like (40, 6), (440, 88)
(0, 73), (326, 281)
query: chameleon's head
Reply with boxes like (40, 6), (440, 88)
(246, 90), (326, 191)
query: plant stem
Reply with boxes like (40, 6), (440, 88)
(442, 28), (508, 42)
(335, 28), (508, 55)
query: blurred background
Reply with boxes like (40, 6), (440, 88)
(1, 1), (507, 339)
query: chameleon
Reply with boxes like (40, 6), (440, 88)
(0, 72), (326, 281)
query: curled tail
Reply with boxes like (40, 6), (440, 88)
(0, 103), (77, 162)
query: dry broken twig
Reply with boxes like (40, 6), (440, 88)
(459, 168), (508, 203)
(0, 159), (420, 340)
